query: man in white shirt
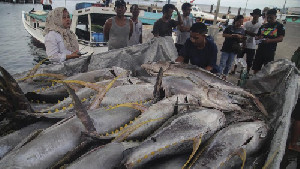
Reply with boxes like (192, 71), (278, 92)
(175, 3), (193, 54)
(128, 4), (142, 46)
(231, 9), (262, 74)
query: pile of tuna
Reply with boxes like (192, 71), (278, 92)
(0, 58), (299, 168)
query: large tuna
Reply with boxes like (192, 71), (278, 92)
(0, 106), (142, 169)
(122, 109), (226, 168)
(189, 121), (268, 169)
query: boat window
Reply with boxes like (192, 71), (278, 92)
(193, 8), (198, 12)
(76, 14), (90, 41)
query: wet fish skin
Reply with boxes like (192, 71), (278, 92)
(0, 122), (54, 159)
(66, 142), (139, 169)
(123, 109), (226, 169)
(36, 78), (147, 118)
(0, 107), (141, 169)
(142, 62), (268, 115)
(190, 121), (268, 169)
(112, 94), (201, 141)
(140, 76), (242, 112)
(100, 84), (154, 107)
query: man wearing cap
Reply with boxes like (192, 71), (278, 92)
(104, 0), (133, 50)
(231, 9), (262, 75)
(175, 22), (218, 73)
(252, 8), (285, 74)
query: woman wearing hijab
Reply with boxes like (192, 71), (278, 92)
(44, 7), (80, 63)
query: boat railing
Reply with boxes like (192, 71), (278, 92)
(78, 39), (107, 47)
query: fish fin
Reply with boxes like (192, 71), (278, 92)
(153, 67), (165, 103)
(64, 83), (97, 134)
(253, 97), (268, 116)
(0, 66), (34, 113)
(89, 71), (127, 110)
(262, 148), (279, 169)
(182, 135), (202, 169)
(220, 148), (247, 169)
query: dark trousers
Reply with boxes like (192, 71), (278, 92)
(175, 43), (184, 55)
(43, 5), (52, 10)
(237, 48), (255, 70)
(252, 47), (275, 71)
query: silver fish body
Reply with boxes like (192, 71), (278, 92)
(191, 121), (268, 169)
(66, 142), (139, 169)
(0, 107), (141, 169)
(123, 109), (226, 168)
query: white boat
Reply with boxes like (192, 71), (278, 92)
(22, 5), (134, 55)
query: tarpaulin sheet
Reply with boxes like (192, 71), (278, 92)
(245, 59), (300, 168)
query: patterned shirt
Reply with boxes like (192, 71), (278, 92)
(257, 21), (285, 51)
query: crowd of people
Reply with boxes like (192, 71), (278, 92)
(43, 1), (286, 77)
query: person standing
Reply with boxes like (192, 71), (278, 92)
(231, 9), (262, 75)
(103, 0), (133, 50)
(252, 9), (285, 74)
(128, 4), (142, 46)
(175, 3), (193, 54)
(41, 0), (52, 11)
(218, 15), (245, 79)
(175, 23), (218, 73)
(44, 7), (80, 63)
(152, 4), (182, 37)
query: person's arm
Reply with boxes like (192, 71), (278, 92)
(152, 20), (159, 37)
(175, 56), (185, 62)
(103, 18), (112, 41)
(245, 30), (256, 37)
(139, 25), (142, 43)
(45, 32), (79, 63)
(129, 19), (133, 39)
(255, 26), (263, 40)
(262, 35), (284, 43)
(263, 24), (285, 44)
(206, 42), (218, 71)
(175, 40), (189, 63)
(222, 27), (233, 38)
(174, 7), (183, 26)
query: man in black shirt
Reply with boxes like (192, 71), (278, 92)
(175, 23), (218, 73)
(252, 9), (285, 74)
(152, 4), (182, 37)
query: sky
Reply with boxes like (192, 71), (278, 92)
(192, 0), (300, 9)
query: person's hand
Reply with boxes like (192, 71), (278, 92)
(67, 51), (80, 60)
(232, 34), (239, 38)
(262, 38), (270, 44)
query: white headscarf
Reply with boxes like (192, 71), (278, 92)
(43, 7), (79, 52)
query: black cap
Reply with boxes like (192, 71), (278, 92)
(115, 0), (126, 7)
(267, 9), (277, 15)
(250, 9), (262, 16)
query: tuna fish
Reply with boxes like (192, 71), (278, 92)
(0, 106), (142, 169)
(66, 142), (139, 169)
(141, 62), (268, 115)
(112, 94), (201, 141)
(122, 109), (226, 168)
(0, 122), (53, 159)
(189, 121), (268, 169)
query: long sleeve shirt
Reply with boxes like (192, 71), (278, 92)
(44, 31), (72, 63)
